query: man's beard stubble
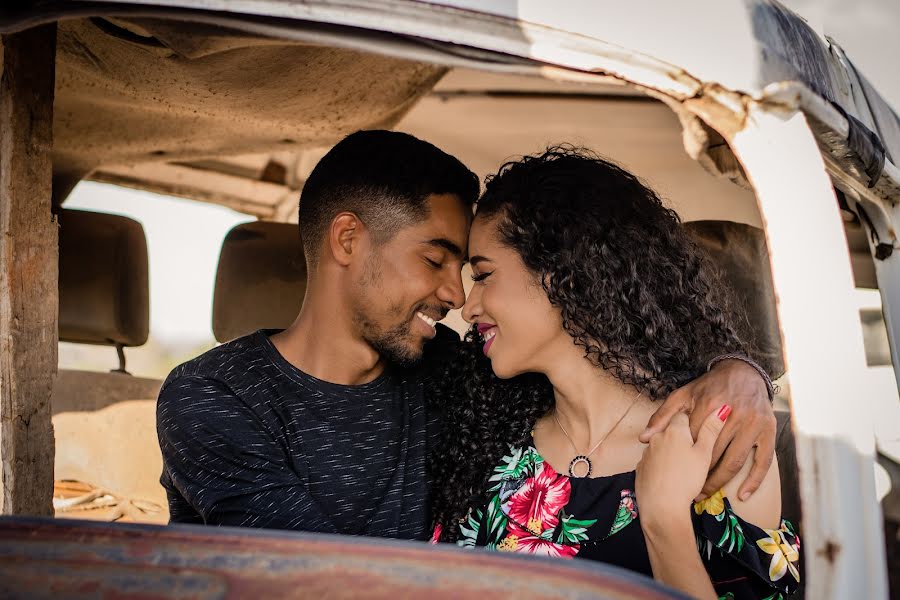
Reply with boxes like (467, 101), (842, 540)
(367, 321), (423, 368)
(353, 253), (424, 368)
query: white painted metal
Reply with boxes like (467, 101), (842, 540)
(762, 81), (900, 388)
(728, 106), (888, 599)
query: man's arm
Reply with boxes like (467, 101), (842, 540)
(638, 358), (776, 501)
(157, 375), (335, 532)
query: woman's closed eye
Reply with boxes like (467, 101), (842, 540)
(471, 271), (493, 283)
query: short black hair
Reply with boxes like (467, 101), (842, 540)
(298, 130), (479, 262)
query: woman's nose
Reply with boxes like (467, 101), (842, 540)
(461, 285), (481, 323)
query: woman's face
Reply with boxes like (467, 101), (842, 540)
(461, 213), (569, 378)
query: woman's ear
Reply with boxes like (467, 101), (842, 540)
(328, 212), (362, 266)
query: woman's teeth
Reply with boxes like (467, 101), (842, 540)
(484, 329), (497, 341)
(416, 312), (437, 328)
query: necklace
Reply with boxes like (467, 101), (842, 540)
(553, 389), (643, 478)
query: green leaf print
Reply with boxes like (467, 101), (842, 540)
(457, 508), (483, 548)
(717, 511), (746, 554)
(484, 493), (509, 547)
(555, 514), (597, 544)
(488, 446), (542, 491)
(607, 510), (632, 538)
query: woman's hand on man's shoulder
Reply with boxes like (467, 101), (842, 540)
(639, 358), (777, 502)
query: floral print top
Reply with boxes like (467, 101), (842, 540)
(434, 441), (801, 600)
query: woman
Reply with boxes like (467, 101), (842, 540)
(429, 147), (800, 599)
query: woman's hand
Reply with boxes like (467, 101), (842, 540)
(639, 359), (775, 501)
(636, 405), (730, 531)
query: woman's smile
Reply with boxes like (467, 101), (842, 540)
(477, 322), (498, 355)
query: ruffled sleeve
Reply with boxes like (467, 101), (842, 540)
(692, 490), (801, 599)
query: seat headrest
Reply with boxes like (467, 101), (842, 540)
(684, 220), (785, 379)
(58, 209), (149, 347)
(212, 221), (307, 343)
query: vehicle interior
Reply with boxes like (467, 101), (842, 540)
(45, 14), (898, 591)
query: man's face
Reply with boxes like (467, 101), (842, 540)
(351, 193), (471, 366)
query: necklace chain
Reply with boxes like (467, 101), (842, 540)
(553, 389), (643, 476)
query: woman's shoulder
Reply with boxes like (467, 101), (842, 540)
(692, 451), (801, 597)
(693, 488), (801, 597)
(722, 449), (783, 529)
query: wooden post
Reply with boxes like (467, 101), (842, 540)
(0, 24), (59, 517)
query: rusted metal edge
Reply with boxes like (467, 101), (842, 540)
(0, 516), (686, 599)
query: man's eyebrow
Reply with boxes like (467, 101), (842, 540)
(423, 238), (464, 257)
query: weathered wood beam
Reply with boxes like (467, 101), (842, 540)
(0, 24), (59, 516)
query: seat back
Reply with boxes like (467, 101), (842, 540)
(58, 209), (149, 347)
(212, 221), (307, 342)
(53, 209), (164, 522)
(684, 220), (784, 378)
(685, 221), (800, 525)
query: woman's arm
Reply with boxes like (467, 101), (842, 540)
(641, 512), (716, 599)
(636, 408), (729, 599)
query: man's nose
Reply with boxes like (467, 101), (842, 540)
(437, 268), (466, 310)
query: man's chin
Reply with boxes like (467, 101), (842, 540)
(371, 337), (425, 368)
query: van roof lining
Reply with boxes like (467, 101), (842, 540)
(53, 17), (447, 180)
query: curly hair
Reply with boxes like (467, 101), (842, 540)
(429, 146), (746, 542)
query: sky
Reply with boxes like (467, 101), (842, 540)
(64, 0), (900, 347)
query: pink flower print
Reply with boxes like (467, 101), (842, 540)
(430, 523), (442, 544)
(504, 460), (571, 534)
(499, 521), (579, 558)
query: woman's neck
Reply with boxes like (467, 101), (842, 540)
(542, 348), (651, 448)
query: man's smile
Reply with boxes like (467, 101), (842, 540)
(415, 311), (439, 338)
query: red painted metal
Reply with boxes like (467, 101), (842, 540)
(0, 517), (685, 599)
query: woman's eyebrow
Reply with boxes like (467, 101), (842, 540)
(469, 255), (491, 267)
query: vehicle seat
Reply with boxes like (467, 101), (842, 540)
(212, 221), (307, 342)
(685, 221), (799, 527)
(52, 209), (166, 523)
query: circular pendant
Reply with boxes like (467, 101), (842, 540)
(568, 455), (592, 478)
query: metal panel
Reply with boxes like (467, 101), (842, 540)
(728, 106), (888, 599)
(0, 517), (686, 599)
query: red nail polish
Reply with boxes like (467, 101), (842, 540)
(717, 404), (732, 421)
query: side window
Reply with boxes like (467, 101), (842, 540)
(59, 181), (249, 378)
(861, 306), (893, 368)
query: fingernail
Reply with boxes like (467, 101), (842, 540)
(694, 494), (706, 502)
(716, 404), (732, 422)
(740, 491), (750, 501)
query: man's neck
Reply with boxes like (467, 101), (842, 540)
(270, 293), (386, 386)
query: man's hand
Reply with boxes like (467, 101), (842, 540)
(638, 359), (776, 501)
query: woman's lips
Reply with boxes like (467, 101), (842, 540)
(482, 334), (496, 356)
(477, 324), (497, 356)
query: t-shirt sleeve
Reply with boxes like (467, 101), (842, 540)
(157, 375), (335, 532)
(692, 491), (802, 599)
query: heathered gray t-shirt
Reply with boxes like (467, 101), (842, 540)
(157, 329), (444, 540)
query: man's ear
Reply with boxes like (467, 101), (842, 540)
(328, 212), (365, 266)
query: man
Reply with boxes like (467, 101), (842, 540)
(157, 130), (776, 539)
